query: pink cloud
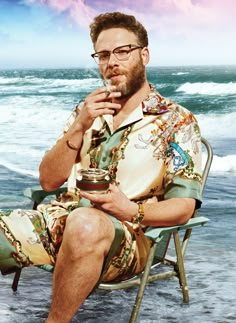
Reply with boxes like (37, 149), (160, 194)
(26, 0), (236, 33)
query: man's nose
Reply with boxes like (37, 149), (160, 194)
(107, 52), (119, 65)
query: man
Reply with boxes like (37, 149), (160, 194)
(0, 12), (202, 322)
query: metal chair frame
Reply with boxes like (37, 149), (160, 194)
(99, 137), (213, 322)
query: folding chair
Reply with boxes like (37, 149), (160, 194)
(7, 137), (213, 323)
(98, 138), (213, 322)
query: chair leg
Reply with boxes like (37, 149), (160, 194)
(129, 242), (158, 323)
(12, 268), (22, 292)
(33, 201), (39, 210)
(173, 232), (189, 303)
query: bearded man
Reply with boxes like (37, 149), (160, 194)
(0, 12), (202, 322)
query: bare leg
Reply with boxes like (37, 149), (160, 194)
(46, 207), (115, 323)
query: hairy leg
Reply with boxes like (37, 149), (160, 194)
(46, 207), (115, 323)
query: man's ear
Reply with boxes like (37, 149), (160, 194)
(141, 47), (150, 65)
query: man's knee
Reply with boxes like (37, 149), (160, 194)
(63, 207), (115, 258)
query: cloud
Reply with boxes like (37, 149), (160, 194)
(22, 0), (236, 35)
(23, 0), (235, 37)
(25, 0), (97, 27)
(3, 0), (235, 67)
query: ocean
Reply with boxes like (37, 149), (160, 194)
(0, 66), (236, 322)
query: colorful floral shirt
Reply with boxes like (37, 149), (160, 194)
(0, 85), (203, 275)
(63, 85), (202, 205)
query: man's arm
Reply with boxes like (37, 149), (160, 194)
(139, 197), (195, 226)
(80, 184), (196, 227)
(39, 86), (121, 192)
(39, 124), (85, 192)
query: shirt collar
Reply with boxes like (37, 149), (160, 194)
(103, 84), (170, 132)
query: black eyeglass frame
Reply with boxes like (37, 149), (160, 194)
(91, 44), (144, 65)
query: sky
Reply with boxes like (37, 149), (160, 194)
(0, 0), (235, 69)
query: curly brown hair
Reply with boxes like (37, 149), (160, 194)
(90, 12), (148, 48)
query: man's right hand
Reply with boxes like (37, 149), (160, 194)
(76, 85), (121, 132)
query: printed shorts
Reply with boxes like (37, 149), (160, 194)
(0, 202), (151, 282)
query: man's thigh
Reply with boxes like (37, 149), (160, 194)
(101, 216), (151, 283)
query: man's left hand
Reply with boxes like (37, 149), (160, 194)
(79, 183), (138, 222)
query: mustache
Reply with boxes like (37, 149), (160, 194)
(106, 69), (123, 79)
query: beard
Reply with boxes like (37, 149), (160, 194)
(103, 59), (146, 99)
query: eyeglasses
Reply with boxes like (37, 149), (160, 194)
(91, 44), (144, 65)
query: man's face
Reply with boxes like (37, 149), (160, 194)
(94, 28), (148, 98)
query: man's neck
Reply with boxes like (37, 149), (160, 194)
(113, 82), (150, 131)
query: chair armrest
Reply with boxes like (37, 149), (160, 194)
(145, 216), (209, 241)
(23, 185), (67, 205)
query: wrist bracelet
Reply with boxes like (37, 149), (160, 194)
(131, 201), (145, 225)
(66, 140), (80, 151)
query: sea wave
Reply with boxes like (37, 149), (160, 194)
(0, 76), (102, 94)
(0, 160), (38, 178)
(203, 153), (236, 174)
(176, 82), (236, 95)
(0, 76), (23, 84)
(197, 112), (236, 138)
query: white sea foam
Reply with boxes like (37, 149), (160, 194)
(197, 112), (236, 139)
(0, 76), (102, 94)
(177, 82), (236, 95)
(203, 153), (236, 174)
(0, 76), (22, 84)
(171, 72), (190, 75)
(0, 96), (71, 176)
(0, 159), (38, 178)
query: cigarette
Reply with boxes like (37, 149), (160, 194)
(104, 79), (112, 95)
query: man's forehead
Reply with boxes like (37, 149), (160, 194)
(95, 28), (137, 51)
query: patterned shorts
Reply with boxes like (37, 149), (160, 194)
(0, 200), (151, 282)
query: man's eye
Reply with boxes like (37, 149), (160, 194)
(116, 49), (129, 55)
(99, 52), (110, 59)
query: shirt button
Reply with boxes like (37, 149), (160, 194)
(102, 157), (107, 162)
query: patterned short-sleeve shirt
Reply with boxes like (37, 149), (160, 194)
(63, 85), (202, 205)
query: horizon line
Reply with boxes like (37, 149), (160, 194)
(1, 63), (236, 71)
